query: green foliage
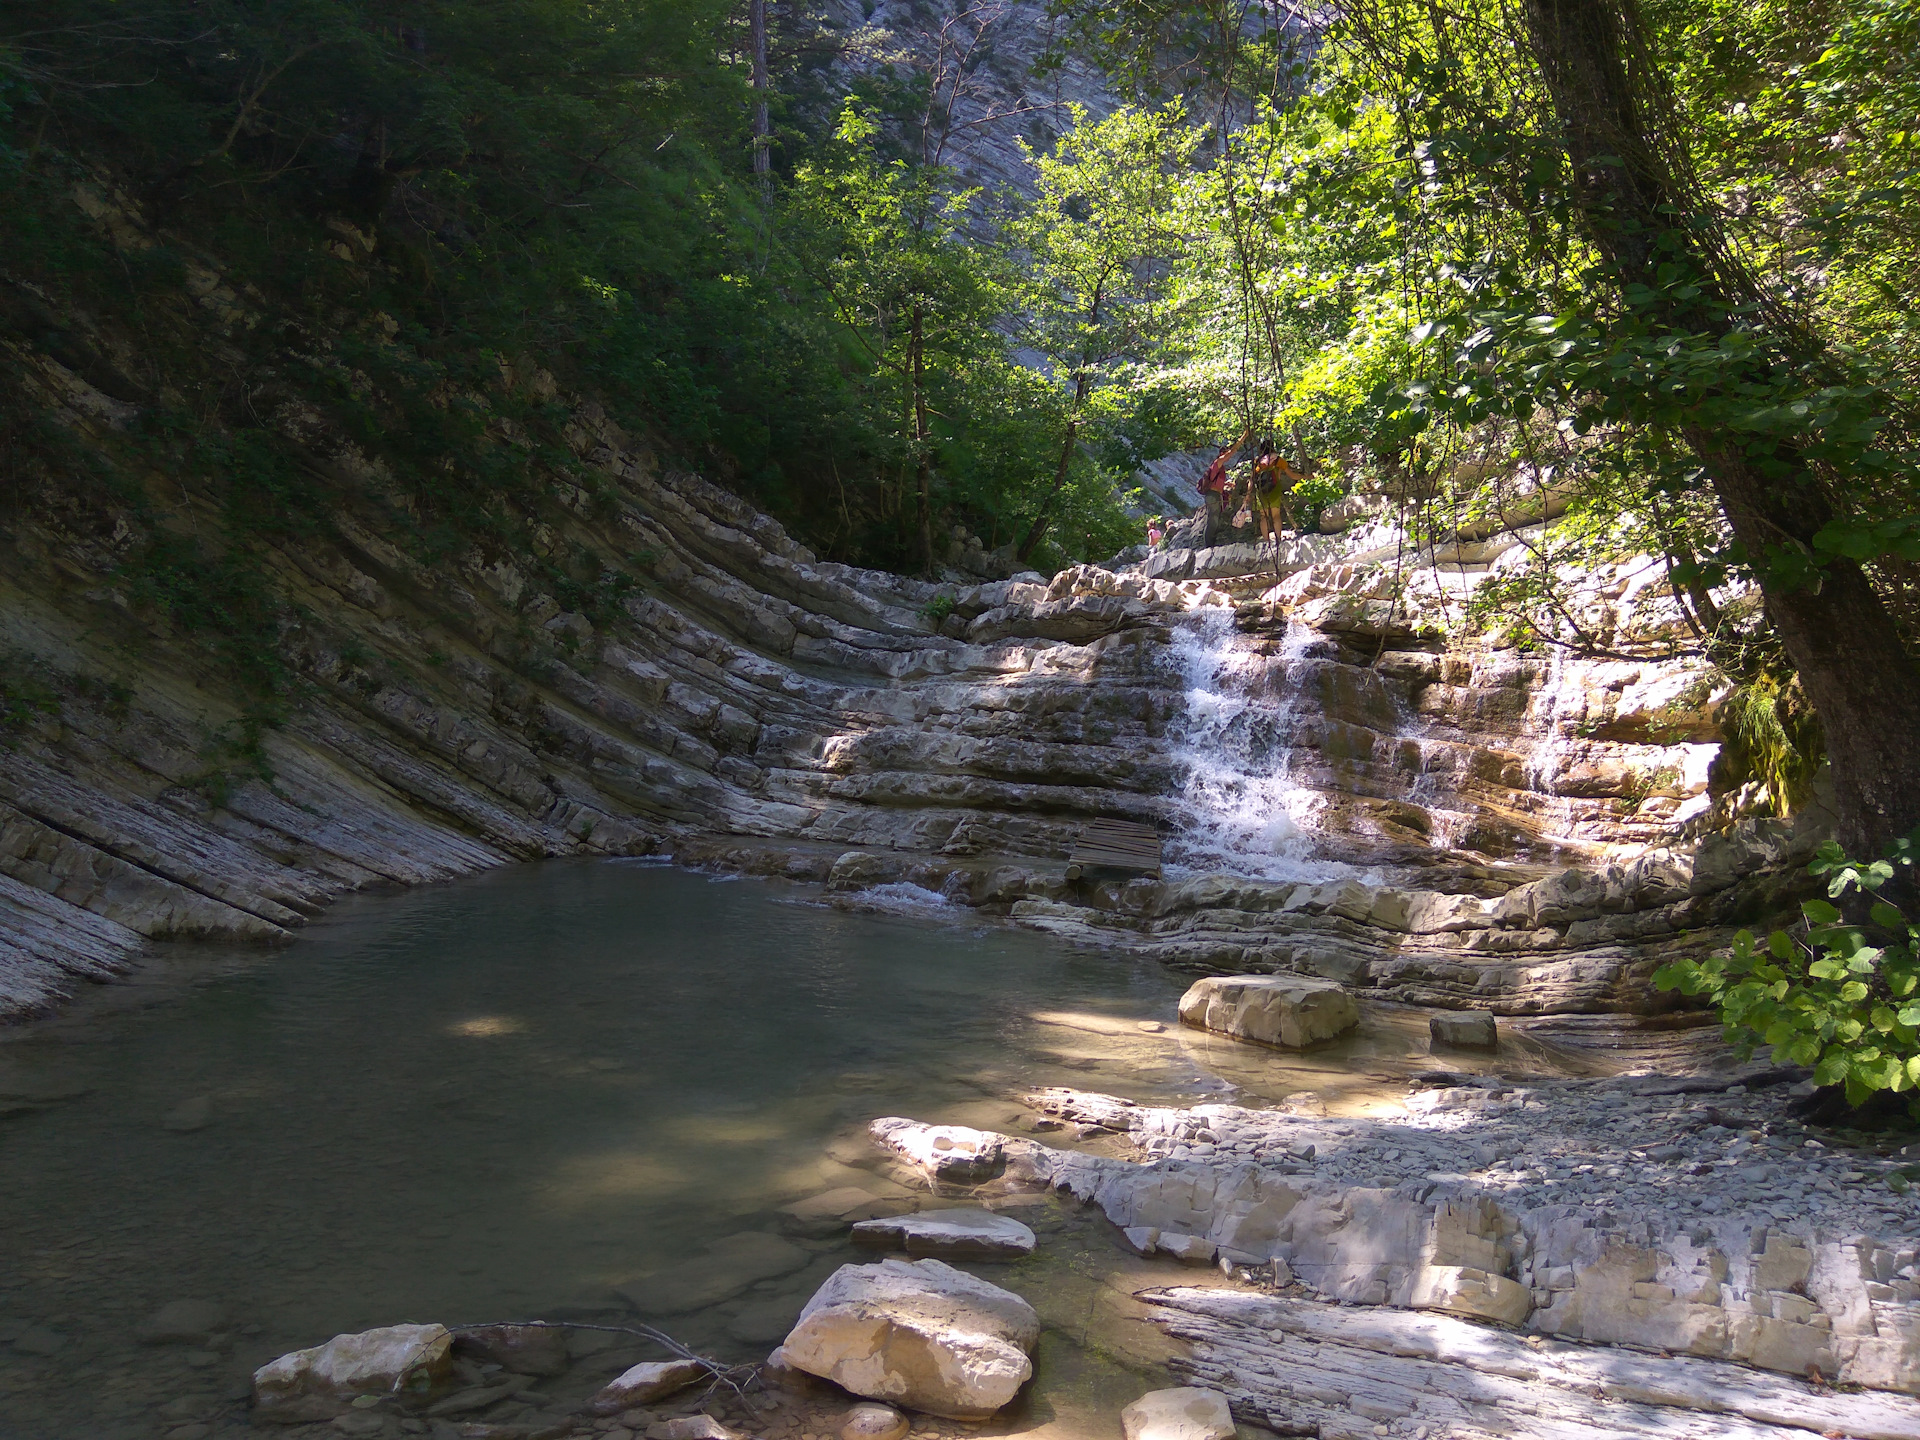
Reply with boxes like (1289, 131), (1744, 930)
(919, 592), (956, 624)
(1716, 672), (1825, 816)
(0, 650), (60, 745)
(1656, 829), (1920, 1113)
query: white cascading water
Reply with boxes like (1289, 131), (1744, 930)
(1162, 607), (1358, 882)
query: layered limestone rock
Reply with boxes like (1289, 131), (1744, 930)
(869, 1096), (1920, 1396)
(0, 170), (1812, 1023)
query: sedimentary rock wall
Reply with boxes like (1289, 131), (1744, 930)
(0, 183), (1810, 1022)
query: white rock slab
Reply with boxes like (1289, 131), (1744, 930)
(851, 1208), (1035, 1258)
(780, 1257), (1040, 1418)
(1121, 1387), (1236, 1440)
(868, 1117), (1005, 1182)
(252, 1323), (453, 1422)
(1177, 975), (1359, 1048)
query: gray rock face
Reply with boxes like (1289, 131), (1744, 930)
(851, 1208), (1036, 1258)
(780, 1258), (1041, 1418)
(1177, 975), (1359, 1048)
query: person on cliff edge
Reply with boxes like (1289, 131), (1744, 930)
(1199, 429), (1251, 546)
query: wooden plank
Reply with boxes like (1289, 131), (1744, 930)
(1066, 818), (1162, 880)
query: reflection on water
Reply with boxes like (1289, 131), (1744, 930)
(0, 862), (1561, 1439)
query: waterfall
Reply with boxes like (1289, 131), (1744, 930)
(1161, 607), (1357, 882)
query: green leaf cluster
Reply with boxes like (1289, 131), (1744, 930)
(1655, 829), (1920, 1112)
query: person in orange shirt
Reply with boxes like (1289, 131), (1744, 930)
(1248, 438), (1302, 542)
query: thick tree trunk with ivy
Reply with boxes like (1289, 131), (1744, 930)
(1522, 0), (1920, 858)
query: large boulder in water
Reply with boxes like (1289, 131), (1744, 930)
(1177, 974), (1359, 1048)
(851, 1208), (1035, 1259)
(252, 1323), (452, 1421)
(777, 1257), (1039, 1418)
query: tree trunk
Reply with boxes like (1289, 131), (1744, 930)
(1017, 370), (1094, 564)
(1016, 415), (1082, 563)
(749, 0), (771, 194)
(911, 303), (934, 575)
(1521, 0), (1920, 856)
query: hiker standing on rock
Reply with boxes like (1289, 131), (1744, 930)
(1249, 438), (1303, 542)
(1199, 429), (1251, 546)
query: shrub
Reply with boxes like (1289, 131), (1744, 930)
(1655, 829), (1920, 1113)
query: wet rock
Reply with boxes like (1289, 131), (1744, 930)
(139, 1300), (228, 1345)
(1120, 1387), (1235, 1440)
(725, 1299), (802, 1347)
(452, 1324), (570, 1377)
(1176, 975), (1359, 1048)
(649, 1416), (736, 1440)
(850, 1209), (1035, 1259)
(1429, 1011), (1497, 1050)
(867, 1117), (1005, 1182)
(330, 1414), (386, 1437)
(253, 1323), (454, 1422)
(427, 1380), (524, 1416)
(840, 1402), (909, 1440)
(617, 1232), (810, 1314)
(162, 1095), (212, 1132)
(779, 1257), (1040, 1418)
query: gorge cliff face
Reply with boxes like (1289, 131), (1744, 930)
(0, 180), (1811, 1030)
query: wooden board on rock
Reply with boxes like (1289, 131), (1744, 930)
(1066, 818), (1162, 880)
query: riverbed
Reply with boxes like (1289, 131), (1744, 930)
(0, 860), (1547, 1440)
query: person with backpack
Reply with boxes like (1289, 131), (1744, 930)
(1248, 437), (1303, 542)
(1199, 429), (1251, 546)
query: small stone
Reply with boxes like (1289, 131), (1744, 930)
(139, 1299), (228, 1345)
(1136, 1022), (1167, 1033)
(1123, 1226), (1159, 1256)
(454, 1323), (571, 1377)
(1120, 1387), (1235, 1440)
(842, 1403), (910, 1440)
(331, 1415), (386, 1437)
(163, 1096), (213, 1132)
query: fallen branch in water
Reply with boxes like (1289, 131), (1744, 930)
(446, 1320), (762, 1398)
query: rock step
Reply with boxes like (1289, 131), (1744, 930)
(1149, 1288), (1920, 1440)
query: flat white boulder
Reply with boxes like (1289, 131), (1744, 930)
(253, 1323), (453, 1422)
(780, 1257), (1040, 1418)
(851, 1209), (1035, 1258)
(868, 1118), (1005, 1182)
(1177, 974), (1359, 1048)
(1121, 1387), (1236, 1440)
